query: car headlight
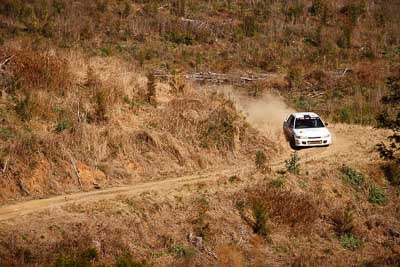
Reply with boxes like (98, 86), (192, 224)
(323, 134), (330, 138)
(295, 135), (307, 139)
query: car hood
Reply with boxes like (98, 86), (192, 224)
(293, 127), (331, 137)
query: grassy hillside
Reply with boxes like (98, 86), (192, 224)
(0, 1), (400, 266)
(0, 48), (273, 203)
(1, 0), (399, 123)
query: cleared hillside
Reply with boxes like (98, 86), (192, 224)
(1, 0), (399, 123)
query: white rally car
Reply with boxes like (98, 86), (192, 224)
(283, 112), (332, 148)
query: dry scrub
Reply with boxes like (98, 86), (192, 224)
(0, 48), (271, 204)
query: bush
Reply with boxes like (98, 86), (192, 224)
(332, 207), (354, 236)
(340, 233), (362, 250)
(269, 177), (285, 188)
(368, 184), (387, 205)
(376, 75), (400, 165)
(6, 48), (70, 94)
(339, 107), (352, 123)
(251, 201), (269, 237)
(55, 120), (72, 133)
(53, 248), (98, 267)
(0, 127), (13, 139)
(248, 186), (319, 228)
(285, 151), (300, 175)
(171, 246), (196, 258)
(341, 166), (364, 188)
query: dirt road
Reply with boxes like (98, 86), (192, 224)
(0, 124), (384, 222)
(0, 167), (254, 222)
(0, 89), (388, 223)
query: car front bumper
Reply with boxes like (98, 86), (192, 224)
(294, 136), (332, 147)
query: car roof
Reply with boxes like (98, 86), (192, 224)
(292, 112), (320, 119)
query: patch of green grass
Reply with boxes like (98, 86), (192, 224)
(298, 179), (308, 189)
(340, 233), (362, 250)
(99, 47), (111, 57)
(269, 177), (285, 188)
(55, 120), (72, 133)
(285, 151), (300, 175)
(170, 245), (196, 258)
(0, 127), (13, 139)
(341, 166), (364, 188)
(368, 184), (387, 205)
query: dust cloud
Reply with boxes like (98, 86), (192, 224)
(205, 85), (295, 141)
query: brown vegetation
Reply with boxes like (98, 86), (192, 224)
(0, 1), (399, 266)
(0, 47), (270, 204)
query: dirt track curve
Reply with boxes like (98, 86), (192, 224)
(0, 123), (368, 222)
(0, 167), (253, 222)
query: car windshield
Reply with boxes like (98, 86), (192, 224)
(295, 118), (324, 129)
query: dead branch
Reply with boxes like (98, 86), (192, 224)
(67, 152), (83, 188)
(155, 71), (281, 85)
(0, 55), (14, 70)
(2, 157), (9, 174)
(17, 178), (30, 196)
(341, 67), (349, 77)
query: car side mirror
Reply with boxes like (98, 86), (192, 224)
(325, 122), (329, 126)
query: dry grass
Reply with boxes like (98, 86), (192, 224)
(245, 184), (320, 230)
(0, 47), (271, 204)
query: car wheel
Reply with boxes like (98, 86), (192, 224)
(290, 137), (296, 149)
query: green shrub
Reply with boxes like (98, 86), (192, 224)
(332, 207), (354, 236)
(339, 107), (352, 123)
(53, 255), (77, 267)
(55, 120), (72, 133)
(53, 248), (99, 267)
(341, 166), (364, 188)
(285, 151), (300, 175)
(340, 233), (361, 250)
(269, 177), (285, 188)
(99, 47), (111, 57)
(171, 245), (196, 258)
(368, 184), (387, 205)
(0, 127), (13, 139)
(251, 201), (269, 237)
(81, 248), (98, 262)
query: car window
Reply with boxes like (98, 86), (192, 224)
(295, 118), (324, 129)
